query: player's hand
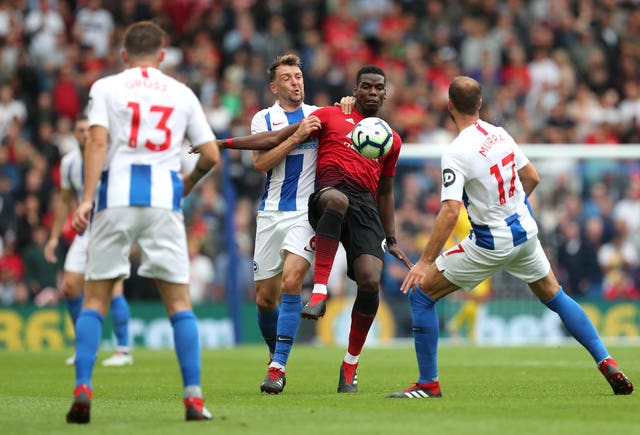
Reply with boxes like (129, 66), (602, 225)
(292, 116), (321, 142)
(335, 96), (355, 114)
(72, 200), (93, 234)
(188, 145), (201, 154)
(44, 238), (58, 263)
(400, 259), (430, 294)
(388, 244), (413, 270)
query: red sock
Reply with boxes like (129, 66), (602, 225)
(347, 310), (375, 356)
(313, 234), (339, 286)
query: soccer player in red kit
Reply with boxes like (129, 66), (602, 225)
(301, 65), (411, 392)
(217, 65), (411, 393)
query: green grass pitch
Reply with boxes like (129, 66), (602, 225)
(1, 344), (638, 435)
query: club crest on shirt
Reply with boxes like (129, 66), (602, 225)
(442, 168), (456, 187)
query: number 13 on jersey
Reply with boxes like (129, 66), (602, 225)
(127, 101), (174, 151)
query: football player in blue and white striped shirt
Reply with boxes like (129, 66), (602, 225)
(389, 76), (633, 399)
(45, 115), (132, 368)
(67, 21), (220, 423)
(250, 54), (353, 394)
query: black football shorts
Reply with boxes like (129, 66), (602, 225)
(308, 185), (386, 279)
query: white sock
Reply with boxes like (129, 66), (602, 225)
(183, 385), (202, 399)
(312, 284), (328, 295)
(344, 352), (359, 365)
(269, 361), (285, 371)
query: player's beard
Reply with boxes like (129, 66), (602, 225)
(360, 98), (383, 117)
(288, 90), (304, 106)
(361, 105), (379, 117)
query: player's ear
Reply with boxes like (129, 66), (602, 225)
(121, 49), (128, 63)
(477, 98), (483, 111)
(158, 49), (165, 64)
(269, 81), (278, 95)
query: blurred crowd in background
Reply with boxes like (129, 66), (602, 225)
(1, 0), (640, 309)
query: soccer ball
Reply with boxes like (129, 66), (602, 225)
(350, 117), (393, 159)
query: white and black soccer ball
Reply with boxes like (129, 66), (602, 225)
(350, 117), (393, 159)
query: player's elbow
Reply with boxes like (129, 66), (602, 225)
(201, 142), (221, 168)
(518, 163), (540, 192)
(523, 172), (540, 190)
(253, 161), (268, 173)
(441, 200), (461, 221)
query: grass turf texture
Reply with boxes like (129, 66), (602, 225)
(1, 344), (638, 435)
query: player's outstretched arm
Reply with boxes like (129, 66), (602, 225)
(253, 116), (321, 172)
(400, 199), (460, 294)
(220, 121), (308, 151)
(183, 140), (221, 196)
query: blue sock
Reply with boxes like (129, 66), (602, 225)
(110, 295), (130, 348)
(543, 287), (609, 363)
(75, 309), (103, 388)
(171, 311), (201, 387)
(258, 307), (279, 356)
(273, 294), (302, 368)
(409, 289), (439, 384)
(67, 294), (83, 326)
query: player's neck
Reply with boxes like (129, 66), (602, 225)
(454, 114), (480, 133)
(128, 60), (160, 69)
(278, 100), (302, 112)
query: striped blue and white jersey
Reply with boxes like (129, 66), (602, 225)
(251, 102), (319, 212)
(87, 66), (215, 212)
(60, 148), (84, 203)
(441, 119), (538, 251)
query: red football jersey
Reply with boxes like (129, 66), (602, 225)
(311, 106), (401, 197)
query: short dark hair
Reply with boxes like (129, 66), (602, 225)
(268, 53), (303, 82)
(356, 65), (386, 86)
(123, 21), (166, 58)
(74, 114), (88, 125)
(449, 76), (482, 115)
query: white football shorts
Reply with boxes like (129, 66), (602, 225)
(435, 236), (550, 291)
(253, 210), (315, 281)
(85, 207), (189, 284)
(63, 231), (89, 274)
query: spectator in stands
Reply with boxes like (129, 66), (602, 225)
(598, 220), (640, 301)
(0, 83), (27, 141)
(51, 64), (82, 121)
(612, 176), (640, 250)
(0, 234), (29, 306)
(2, 0), (640, 312)
(73, 0), (114, 60)
(21, 224), (58, 299)
(188, 234), (215, 304)
(52, 116), (76, 157)
(23, 0), (65, 69)
(556, 219), (603, 299)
